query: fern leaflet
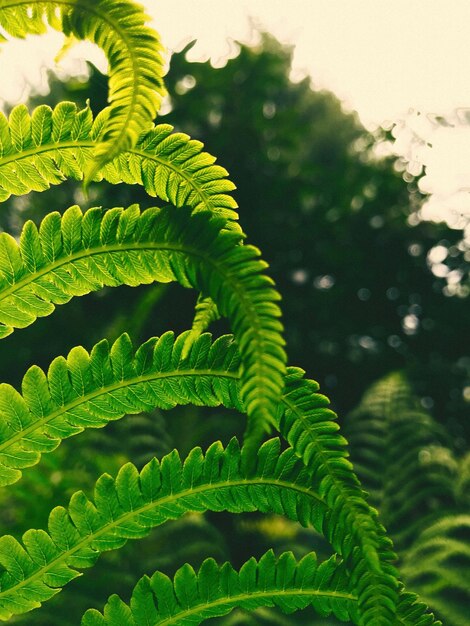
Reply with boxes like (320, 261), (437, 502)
(82, 551), (355, 625)
(81, 554), (441, 626)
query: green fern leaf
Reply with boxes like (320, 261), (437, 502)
(81, 551), (355, 625)
(279, 368), (399, 625)
(344, 372), (458, 549)
(0, 202), (285, 454)
(0, 438), (330, 618)
(0, 0), (166, 176)
(0, 103), (238, 221)
(345, 373), (469, 625)
(81, 554), (442, 626)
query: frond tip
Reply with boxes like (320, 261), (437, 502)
(0, 0), (166, 177)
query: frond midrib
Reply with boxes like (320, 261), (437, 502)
(0, 140), (225, 215)
(0, 477), (327, 600)
(0, 368), (239, 454)
(155, 587), (356, 626)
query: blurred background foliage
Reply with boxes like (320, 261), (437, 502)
(0, 34), (468, 625)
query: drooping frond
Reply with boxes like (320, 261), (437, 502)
(81, 550), (355, 625)
(0, 438), (330, 619)
(278, 367), (399, 625)
(400, 515), (470, 626)
(0, 103), (238, 221)
(0, 204), (285, 444)
(0, 0), (165, 177)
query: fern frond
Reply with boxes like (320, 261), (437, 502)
(81, 554), (442, 626)
(81, 550), (355, 625)
(0, 331), (240, 485)
(401, 515), (470, 626)
(0, 438), (331, 619)
(344, 372), (458, 548)
(0, 204), (285, 443)
(0, 103), (238, 221)
(279, 368), (399, 625)
(0, 331), (394, 624)
(0, 0), (166, 177)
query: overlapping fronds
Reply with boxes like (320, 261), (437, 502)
(0, 328), (397, 623)
(0, 103), (238, 220)
(401, 515), (470, 626)
(0, 0), (166, 177)
(81, 550), (355, 625)
(0, 438), (331, 619)
(278, 367), (398, 625)
(0, 204), (285, 445)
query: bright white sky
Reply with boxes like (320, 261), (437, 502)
(0, 0), (469, 233)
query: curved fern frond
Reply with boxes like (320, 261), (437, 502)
(81, 550), (355, 626)
(0, 204), (285, 443)
(0, 331), (240, 486)
(0, 438), (330, 619)
(80, 556), (441, 626)
(343, 372), (470, 625)
(0, 331), (394, 624)
(279, 368), (399, 625)
(0, 103), (238, 221)
(0, 0), (166, 177)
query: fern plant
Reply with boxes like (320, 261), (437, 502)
(344, 373), (470, 626)
(0, 1), (443, 624)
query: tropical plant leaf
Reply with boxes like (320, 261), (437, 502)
(0, 204), (285, 443)
(0, 0), (166, 177)
(0, 103), (238, 221)
(344, 373), (469, 625)
(0, 438), (330, 619)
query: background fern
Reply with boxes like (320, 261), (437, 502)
(344, 373), (470, 625)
